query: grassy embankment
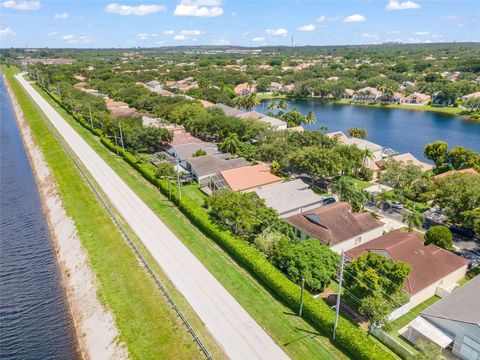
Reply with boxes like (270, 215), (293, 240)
(27, 70), (355, 359)
(2, 65), (225, 360)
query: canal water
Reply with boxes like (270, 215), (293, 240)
(257, 99), (480, 162)
(0, 75), (80, 359)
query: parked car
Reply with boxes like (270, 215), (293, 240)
(391, 201), (404, 211)
(321, 197), (336, 206)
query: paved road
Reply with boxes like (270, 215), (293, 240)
(16, 73), (289, 360)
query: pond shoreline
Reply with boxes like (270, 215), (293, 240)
(258, 94), (477, 122)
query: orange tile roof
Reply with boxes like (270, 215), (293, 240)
(220, 164), (282, 192)
(346, 230), (469, 295)
(434, 168), (479, 179)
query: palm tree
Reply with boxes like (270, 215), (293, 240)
(403, 208), (424, 231)
(305, 111), (317, 125)
(374, 190), (393, 209)
(234, 94), (259, 111)
(219, 133), (241, 154)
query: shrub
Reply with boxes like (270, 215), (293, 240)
(424, 225), (453, 249)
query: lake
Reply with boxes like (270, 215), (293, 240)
(256, 99), (480, 162)
(0, 76), (80, 359)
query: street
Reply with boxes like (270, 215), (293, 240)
(16, 73), (289, 360)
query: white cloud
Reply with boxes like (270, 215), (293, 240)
(163, 30), (175, 35)
(60, 34), (93, 44)
(48, 31), (57, 36)
(252, 37), (265, 42)
(180, 29), (202, 35)
(136, 33), (158, 40)
(386, 0), (420, 10)
(316, 15), (326, 22)
(174, 34), (187, 40)
(298, 24), (316, 32)
(173, 0), (223, 17)
(54, 12), (68, 19)
(344, 14), (366, 22)
(1, 0), (40, 10)
(431, 34), (443, 39)
(414, 31), (430, 36)
(0, 27), (15, 38)
(440, 15), (460, 20)
(361, 32), (379, 39)
(265, 28), (288, 36)
(104, 3), (166, 16)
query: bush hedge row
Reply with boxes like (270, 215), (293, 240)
(48, 88), (397, 360)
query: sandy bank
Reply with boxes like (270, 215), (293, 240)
(4, 75), (129, 360)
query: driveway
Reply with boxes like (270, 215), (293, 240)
(17, 73), (289, 360)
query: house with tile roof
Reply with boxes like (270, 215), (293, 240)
(346, 230), (468, 308)
(219, 164), (283, 193)
(186, 154), (250, 185)
(286, 202), (385, 253)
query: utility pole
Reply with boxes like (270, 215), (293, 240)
(333, 251), (345, 341)
(299, 276), (305, 317)
(176, 157), (182, 202)
(88, 104), (94, 129)
(118, 122), (125, 154)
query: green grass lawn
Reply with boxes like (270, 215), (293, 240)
(340, 176), (374, 190)
(383, 296), (441, 355)
(2, 66), (215, 359)
(25, 70), (351, 360)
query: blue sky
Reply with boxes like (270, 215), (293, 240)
(1, 0), (479, 48)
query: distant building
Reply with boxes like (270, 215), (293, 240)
(462, 92), (480, 102)
(234, 83), (256, 96)
(401, 92), (431, 105)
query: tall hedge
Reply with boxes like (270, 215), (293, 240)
(49, 88), (397, 360)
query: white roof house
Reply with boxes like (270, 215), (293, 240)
(254, 179), (325, 218)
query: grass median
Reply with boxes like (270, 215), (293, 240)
(2, 66), (226, 360)
(24, 70), (351, 359)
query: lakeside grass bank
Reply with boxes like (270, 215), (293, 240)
(2, 66), (224, 360)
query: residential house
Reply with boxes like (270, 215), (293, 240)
(327, 76), (340, 82)
(379, 153), (434, 172)
(167, 142), (219, 167)
(236, 112), (288, 130)
(354, 87), (382, 101)
(344, 89), (355, 99)
(73, 82), (87, 89)
(105, 98), (137, 118)
(434, 168), (479, 179)
(266, 82), (294, 94)
(286, 202), (385, 253)
(186, 154), (250, 186)
(346, 230), (468, 309)
(400, 81), (416, 89)
(400, 275), (479, 359)
(234, 83), (256, 96)
(401, 92), (431, 105)
(254, 179), (325, 218)
(214, 103), (245, 117)
(74, 75), (86, 81)
(219, 164), (283, 193)
(462, 92), (480, 102)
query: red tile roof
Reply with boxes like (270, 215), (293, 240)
(169, 132), (204, 146)
(346, 230), (469, 295)
(434, 168), (479, 179)
(286, 202), (384, 246)
(220, 164), (282, 192)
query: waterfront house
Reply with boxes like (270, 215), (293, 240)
(346, 230), (468, 309)
(234, 83), (256, 96)
(214, 103), (245, 117)
(286, 202), (385, 253)
(462, 92), (480, 102)
(400, 275), (479, 359)
(236, 111), (288, 130)
(354, 87), (382, 102)
(254, 179), (325, 218)
(379, 153), (434, 172)
(343, 89), (355, 99)
(401, 92), (431, 105)
(219, 164), (283, 193)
